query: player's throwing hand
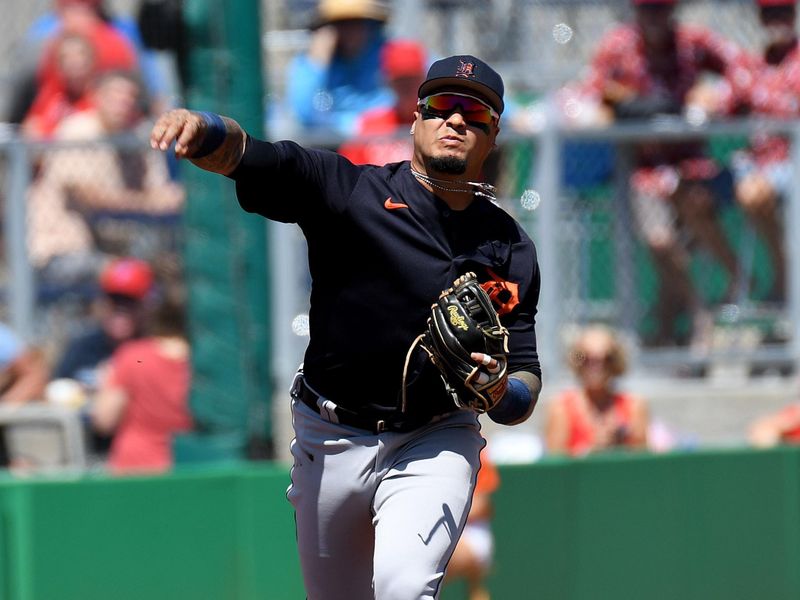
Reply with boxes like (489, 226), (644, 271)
(150, 109), (207, 156)
(150, 109), (246, 175)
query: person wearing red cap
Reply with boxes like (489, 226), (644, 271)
(572, 0), (752, 348)
(92, 282), (192, 474)
(728, 0), (797, 303)
(338, 39), (428, 164)
(53, 258), (154, 386)
(52, 257), (156, 457)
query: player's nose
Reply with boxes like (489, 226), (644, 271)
(444, 110), (467, 129)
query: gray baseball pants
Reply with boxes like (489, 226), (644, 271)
(287, 395), (484, 600)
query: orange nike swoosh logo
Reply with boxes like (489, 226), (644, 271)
(384, 197), (409, 210)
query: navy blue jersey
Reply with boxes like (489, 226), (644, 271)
(230, 139), (541, 420)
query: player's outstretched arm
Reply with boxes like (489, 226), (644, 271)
(150, 109), (246, 176)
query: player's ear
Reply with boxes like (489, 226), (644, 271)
(409, 121), (416, 135)
(490, 123), (500, 149)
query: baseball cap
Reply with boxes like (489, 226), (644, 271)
(418, 55), (505, 115)
(381, 39), (426, 80)
(99, 258), (154, 300)
(314, 0), (390, 27)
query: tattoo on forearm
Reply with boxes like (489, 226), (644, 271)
(190, 117), (245, 175)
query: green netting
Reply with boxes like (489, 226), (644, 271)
(180, 0), (270, 457)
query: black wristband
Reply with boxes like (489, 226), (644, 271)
(488, 377), (533, 424)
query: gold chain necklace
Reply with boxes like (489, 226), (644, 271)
(411, 168), (497, 202)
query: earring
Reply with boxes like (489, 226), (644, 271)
(409, 127), (415, 134)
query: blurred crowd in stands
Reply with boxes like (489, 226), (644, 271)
(2, 0), (800, 481)
(0, 0), (188, 474)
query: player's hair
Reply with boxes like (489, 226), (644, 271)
(145, 283), (187, 339)
(566, 324), (627, 377)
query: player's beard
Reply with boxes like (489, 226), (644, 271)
(429, 156), (467, 175)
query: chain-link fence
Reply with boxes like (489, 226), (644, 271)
(261, 0), (767, 107)
(532, 118), (799, 378)
(0, 132), (184, 364)
(258, 0), (800, 384)
(263, 123), (798, 395)
(0, 0), (776, 108)
(0, 0), (797, 455)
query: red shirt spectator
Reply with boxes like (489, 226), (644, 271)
(727, 0), (797, 304)
(749, 404), (800, 448)
(37, 5), (138, 88)
(23, 33), (99, 139)
(23, 11), (137, 139)
(474, 447), (499, 496)
(339, 39), (427, 165)
(580, 20), (751, 182)
(778, 406), (800, 443)
(102, 338), (191, 473)
(560, 1), (752, 348)
(545, 325), (649, 456)
(548, 389), (641, 457)
(92, 289), (192, 475)
(736, 1), (800, 166)
(445, 445), (499, 599)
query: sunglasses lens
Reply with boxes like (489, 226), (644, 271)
(421, 94), (496, 126)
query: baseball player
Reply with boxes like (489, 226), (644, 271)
(150, 54), (541, 599)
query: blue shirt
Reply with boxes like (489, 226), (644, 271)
(285, 25), (393, 135)
(0, 323), (23, 369)
(53, 326), (116, 385)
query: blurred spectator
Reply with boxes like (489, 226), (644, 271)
(445, 445), (499, 600)
(285, 0), (394, 135)
(56, 69), (151, 140)
(52, 257), (154, 389)
(545, 325), (649, 456)
(21, 1), (143, 139)
(561, 0), (750, 348)
(27, 70), (184, 278)
(729, 0), (798, 304)
(91, 282), (192, 474)
(136, 0), (186, 100)
(338, 38), (427, 164)
(0, 323), (48, 404)
(21, 32), (104, 140)
(2, 0), (165, 125)
(748, 402), (800, 448)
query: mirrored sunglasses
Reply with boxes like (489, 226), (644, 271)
(418, 93), (499, 129)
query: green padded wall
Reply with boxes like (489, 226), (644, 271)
(2, 448), (800, 599)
